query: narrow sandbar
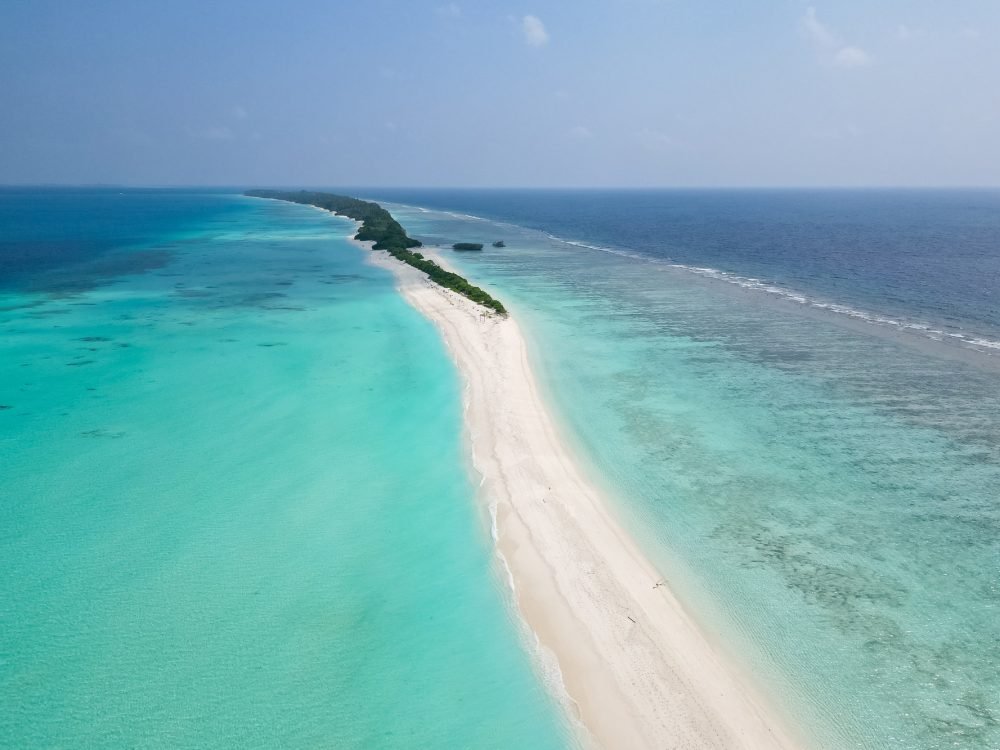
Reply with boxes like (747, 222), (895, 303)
(355, 231), (803, 750)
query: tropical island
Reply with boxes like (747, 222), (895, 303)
(246, 190), (506, 315)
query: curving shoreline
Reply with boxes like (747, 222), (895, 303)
(355, 229), (806, 750)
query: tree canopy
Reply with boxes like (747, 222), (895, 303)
(247, 190), (506, 315)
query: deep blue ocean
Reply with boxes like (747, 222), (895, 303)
(365, 189), (1000, 352)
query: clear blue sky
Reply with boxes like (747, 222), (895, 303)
(2, 0), (998, 187)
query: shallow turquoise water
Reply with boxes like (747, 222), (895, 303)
(389, 203), (1000, 750)
(0, 193), (570, 748)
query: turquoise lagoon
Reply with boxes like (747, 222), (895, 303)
(383, 199), (1000, 750)
(0, 191), (570, 749)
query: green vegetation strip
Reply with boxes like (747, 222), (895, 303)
(247, 190), (506, 315)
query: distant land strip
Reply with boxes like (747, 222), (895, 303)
(246, 190), (507, 315)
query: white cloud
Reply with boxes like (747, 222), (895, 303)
(834, 46), (871, 68)
(232, 105), (248, 120)
(801, 7), (871, 69)
(522, 15), (549, 47)
(567, 125), (593, 141)
(802, 7), (837, 48)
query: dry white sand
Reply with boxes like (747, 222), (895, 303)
(358, 238), (804, 750)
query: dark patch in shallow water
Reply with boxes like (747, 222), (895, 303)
(257, 342), (287, 347)
(223, 291), (288, 308)
(80, 428), (126, 439)
(77, 336), (112, 342)
(66, 360), (95, 367)
(31, 249), (174, 297)
(0, 239), (105, 280)
(40, 250), (173, 297)
(0, 300), (46, 313)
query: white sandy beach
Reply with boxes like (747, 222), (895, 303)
(358, 238), (803, 750)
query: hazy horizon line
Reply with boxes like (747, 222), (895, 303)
(3, 183), (1000, 192)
